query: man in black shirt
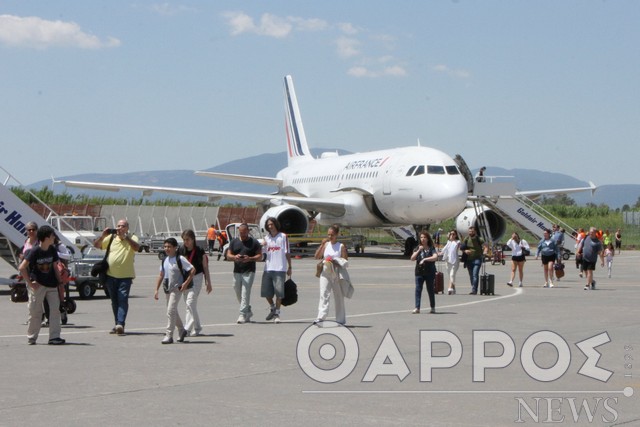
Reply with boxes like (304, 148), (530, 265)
(226, 223), (262, 324)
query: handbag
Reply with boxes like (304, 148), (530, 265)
(91, 235), (114, 286)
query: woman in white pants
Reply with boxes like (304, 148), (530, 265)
(441, 230), (461, 294)
(314, 224), (349, 325)
(180, 229), (212, 336)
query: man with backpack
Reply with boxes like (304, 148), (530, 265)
(461, 226), (488, 295)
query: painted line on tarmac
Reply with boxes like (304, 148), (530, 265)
(0, 289), (523, 340)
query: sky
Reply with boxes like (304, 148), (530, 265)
(1, 1), (638, 187)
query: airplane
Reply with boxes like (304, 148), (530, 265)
(55, 76), (596, 247)
(56, 75), (471, 237)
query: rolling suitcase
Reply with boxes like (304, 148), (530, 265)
(480, 273), (495, 295)
(435, 271), (444, 294)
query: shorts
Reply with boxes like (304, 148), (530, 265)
(541, 255), (556, 265)
(615, 241), (621, 249)
(581, 260), (597, 271)
(511, 255), (526, 263)
(260, 271), (286, 299)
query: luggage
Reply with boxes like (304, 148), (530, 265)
(480, 273), (495, 295)
(435, 271), (444, 294)
(554, 262), (565, 279)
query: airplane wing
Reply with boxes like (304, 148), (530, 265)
(194, 171), (283, 187)
(54, 179), (347, 217)
(516, 181), (597, 199)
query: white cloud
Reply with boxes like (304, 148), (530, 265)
(347, 65), (407, 78)
(336, 36), (360, 58)
(432, 64), (471, 79)
(337, 22), (359, 35)
(0, 14), (120, 49)
(150, 3), (195, 16)
(222, 11), (327, 39)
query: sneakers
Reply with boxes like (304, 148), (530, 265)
(245, 311), (253, 323)
(313, 319), (323, 325)
(115, 325), (125, 335)
(48, 337), (66, 345)
(506, 282), (513, 287)
(237, 314), (246, 324)
(543, 282), (549, 288)
(190, 330), (203, 337)
(161, 336), (173, 344)
(549, 281), (555, 288)
(591, 280), (596, 290)
(177, 329), (188, 343)
(273, 314), (281, 324)
(412, 308), (420, 314)
(518, 282), (523, 288)
(430, 308), (436, 314)
(266, 308), (276, 321)
(447, 288), (454, 294)
(584, 285), (589, 290)
(27, 338), (36, 345)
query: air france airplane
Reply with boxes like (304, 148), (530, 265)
(57, 76), (471, 236)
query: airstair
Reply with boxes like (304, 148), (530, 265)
(471, 181), (577, 256)
(0, 167), (80, 271)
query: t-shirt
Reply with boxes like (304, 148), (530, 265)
(101, 234), (139, 279)
(581, 236), (602, 263)
(161, 255), (194, 290)
(463, 236), (484, 260)
(179, 245), (205, 275)
(414, 246), (437, 276)
(25, 245), (60, 287)
(229, 237), (261, 274)
(263, 232), (289, 272)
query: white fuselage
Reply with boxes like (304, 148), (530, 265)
(278, 146), (468, 227)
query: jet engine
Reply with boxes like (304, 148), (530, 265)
(455, 205), (507, 242)
(260, 205), (309, 235)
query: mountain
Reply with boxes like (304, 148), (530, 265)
(30, 151), (639, 208)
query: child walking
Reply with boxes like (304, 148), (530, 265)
(603, 243), (614, 278)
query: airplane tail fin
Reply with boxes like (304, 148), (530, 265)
(284, 75), (312, 165)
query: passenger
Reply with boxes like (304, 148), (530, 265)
(440, 230), (461, 295)
(206, 224), (217, 255)
(614, 228), (622, 254)
(603, 242), (614, 278)
(535, 229), (558, 288)
(575, 228), (587, 277)
(226, 223), (262, 324)
(154, 238), (195, 344)
(18, 225), (65, 345)
(314, 224), (351, 325)
(410, 230), (438, 314)
(93, 219), (140, 335)
(43, 236), (71, 327)
(461, 226), (488, 295)
(577, 227), (603, 290)
(505, 232), (529, 288)
(180, 229), (212, 337)
(20, 221), (39, 260)
(474, 166), (486, 183)
(261, 217), (292, 324)
(551, 224), (565, 263)
(602, 229), (612, 249)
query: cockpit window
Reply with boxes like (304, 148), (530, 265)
(406, 166), (417, 176)
(427, 165), (445, 175)
(414, 165), (425, 176)
(446, 165), (460, 175)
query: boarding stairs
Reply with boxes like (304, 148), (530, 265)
(471, 181), (577, 255)
(0, 167), (81, 271)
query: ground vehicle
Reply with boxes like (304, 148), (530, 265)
(68, 245), (106, 299)
(221, 223), (264, 261)
(46, 214), (107, 248)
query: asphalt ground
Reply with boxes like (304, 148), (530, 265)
(0, 248), (638, 426)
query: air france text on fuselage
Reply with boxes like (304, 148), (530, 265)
(343, 157), (389, 170)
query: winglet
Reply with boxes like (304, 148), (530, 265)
(284, 75), (312, 166)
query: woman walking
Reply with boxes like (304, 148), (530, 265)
(410, 231), (438, 314)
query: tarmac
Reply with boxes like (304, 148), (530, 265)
(0, 247), (638, 426)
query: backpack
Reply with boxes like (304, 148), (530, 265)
(281, 278), (298, 306)
(160, 254), (191, 293)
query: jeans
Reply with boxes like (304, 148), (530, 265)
(105, 276), (132, 328)
(415, 274), (435, 309)
(467, 258), (483, 293)
(233, 272), (254, 315)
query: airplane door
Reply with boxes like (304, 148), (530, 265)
(382, 157), (399, 195)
